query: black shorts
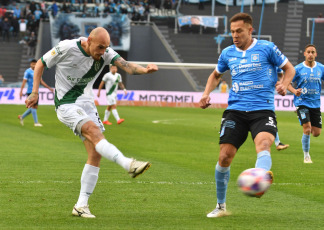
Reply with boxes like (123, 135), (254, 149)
(27, 93), (39, 106)
(296, 106), (322, 128)
(219, 110), (277, 150)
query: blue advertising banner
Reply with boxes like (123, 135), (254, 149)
(178, 16), (219, 29)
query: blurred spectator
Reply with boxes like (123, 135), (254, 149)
(80, 2), (88, 17)
(198, 0), (204, 10)
(19, 18), (28, 40)
(61, 1), (71, 13)
(34, 7), (43, 27)
(13, 5), (21, 18)
(0, 74), (4, 86)
(51, 1), (58, 18)
(27, 15), (37, 33)
(219, 80), (228, 93)
(0, 5), (7, 18)
(27, 31), (37, 57)
(1, 17), (11, 42)
(11, 15), (20, 39)
(41, 1), (46, 11)
(94, 2), (100, 17)
(163, 0), (172, 10)
(29, 1), (37, 14)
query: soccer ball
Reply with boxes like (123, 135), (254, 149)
(237, 168), (272, 197)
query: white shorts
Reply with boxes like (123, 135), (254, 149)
(56, 101), (105, 140)
(106, 94), (117, 106)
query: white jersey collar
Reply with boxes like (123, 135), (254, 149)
(302, 61), (317, 69)
(235, 38), (257, 52)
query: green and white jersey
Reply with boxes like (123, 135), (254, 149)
(41, 37), (120, 108)
(102, 72), (122, 96)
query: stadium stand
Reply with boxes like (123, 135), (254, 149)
(1, 0), (324, 91)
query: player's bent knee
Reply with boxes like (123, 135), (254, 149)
(80, 120), (104, 143)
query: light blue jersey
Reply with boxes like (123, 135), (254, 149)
(217, 39), (288, 111)
(292, 61), (324, 108)
(23, 68), (34, 94)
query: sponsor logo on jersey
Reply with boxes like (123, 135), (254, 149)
(302, 87), (308, 94)
(251, 54), (259, 62)
(229, 57), (237, 62)
(240, 58), (247, 63)
(232, 82), (239, 93)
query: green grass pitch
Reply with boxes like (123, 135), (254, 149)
(0, 105), (323, 229)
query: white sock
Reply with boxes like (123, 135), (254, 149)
(104, 109), (110, 121)
(76, 164), (100, 208)
(304, 152), (310, 158)
(112, 109), (120, 121)
(95, 139), (132, 171)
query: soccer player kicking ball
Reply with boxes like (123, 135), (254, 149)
(199, 13), (295, 218)
(25, 27), (158, 218)
(97, 65), (126, 125)
(288, 44), (324, 164)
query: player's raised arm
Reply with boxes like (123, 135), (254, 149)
(25, 59), (45, 108)
(113, 56), (158, 75)
(199, 70), (222, 109)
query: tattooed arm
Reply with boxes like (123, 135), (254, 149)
(113, 56), (158, 75)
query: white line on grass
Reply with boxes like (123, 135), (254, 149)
(4, 180), (323, 186)
(152, 119), (185, 124)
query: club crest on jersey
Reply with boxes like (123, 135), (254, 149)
(251, 54), (259, 62)
(94, 61), (101, 71)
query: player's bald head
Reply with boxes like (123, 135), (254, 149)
(89, 27), (110, 46)
(87, 27), (111, 60)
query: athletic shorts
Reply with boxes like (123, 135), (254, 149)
(27, 93), (38, 105)
(219, 110), (277, 150)
(106, 94), (117, 106)
(296, 106), (322, 128)
(56, 101), (105, 140)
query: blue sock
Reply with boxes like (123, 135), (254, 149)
(302, 134), (310, 152)
(275, 132), (280, 146)
(215, 162), (230, 204)
(22, 108), (32, 119)
(255, 151), (272, 171)
(31, 108), (38, 123)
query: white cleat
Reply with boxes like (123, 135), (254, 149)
(128, 159), (151, 178)
(18, 115), (24, 126)
(304, 156), (313, 164)
(207, 203), (230, 218)
(34, 123), (43, 127)
(72, 205), (96, 218)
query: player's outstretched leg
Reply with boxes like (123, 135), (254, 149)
(95, 139), (151, 178)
